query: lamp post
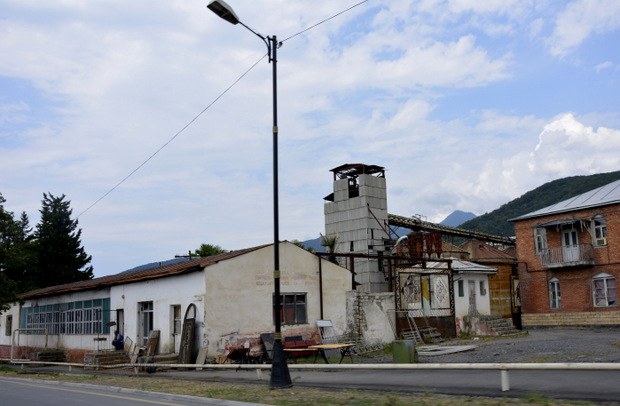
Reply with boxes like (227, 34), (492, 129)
(207, 0), (292, 389)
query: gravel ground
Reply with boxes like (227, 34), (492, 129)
(412, 327), (620, 363)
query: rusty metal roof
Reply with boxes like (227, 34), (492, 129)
(18, 244), (269, 299)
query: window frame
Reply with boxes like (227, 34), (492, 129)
(273, 292), (308, 325)
(549, 277), (561, 309)
(534, 227), (548, 255)
(592, 273), (618, 308)
(592, 215), (608, 246)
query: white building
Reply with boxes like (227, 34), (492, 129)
(0, 242), (352, 362)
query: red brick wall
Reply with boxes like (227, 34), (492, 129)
(513, 204), (620, 323)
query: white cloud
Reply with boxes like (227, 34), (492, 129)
(547, 0), (620, 57)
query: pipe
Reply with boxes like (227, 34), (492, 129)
(11, 328), (49, 362)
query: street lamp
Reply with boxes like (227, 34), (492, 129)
(207, 0), (292, 389)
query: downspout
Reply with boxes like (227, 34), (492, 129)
(318, 254), (324, 320)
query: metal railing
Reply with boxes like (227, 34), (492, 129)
(540, 244), (594, 268)
(3, 358), (619, 392)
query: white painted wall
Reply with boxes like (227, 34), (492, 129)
(110, 270), (204, 354)
(201, 242), (350, 357)
(0, 288), (110, 351)
(454, 273), (492, 332)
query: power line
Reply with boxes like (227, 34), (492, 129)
(76, 54), (267, 219)
(78, 1), (368, 218)
(282, 0), (369, 43)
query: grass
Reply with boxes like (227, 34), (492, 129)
(0, 367), (601, 406)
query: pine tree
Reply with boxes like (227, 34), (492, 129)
(32, 193), (93, 288)
(0, 193), (28, 311)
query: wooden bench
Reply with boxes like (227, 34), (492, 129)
(283, 336), (318, 363)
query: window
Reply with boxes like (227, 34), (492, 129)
(5, 315), (12, 336)
(274, 293), (307, 325)
(549, 277), (561, 309)
(593, 273), (617, 307)
(593, 216), (607, 246)
(534, 227), (547, 254)
(457, 280), (464, 297)
(23, 301), (106, 335)
(479, 281), (486, 296)
(172, 305), (181, 335)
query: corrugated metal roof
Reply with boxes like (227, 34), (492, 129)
(404, 259), (497, 274)
(18, 244), (269, 299)
(510, 179), (620, 222)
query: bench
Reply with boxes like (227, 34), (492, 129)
(283, 336), (318, 363)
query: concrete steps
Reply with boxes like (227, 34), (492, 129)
(31, 350), (66, 363)
(84, 350), (129, 367)
(477, 315), (521, 336)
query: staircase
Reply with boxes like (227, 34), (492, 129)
(475, 315), (521, 336)
(30, 350), (66, 363)
(418, 326), (444, 343)
(84, 350), (129, 368)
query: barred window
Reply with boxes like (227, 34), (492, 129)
(24, 302), (104, 335)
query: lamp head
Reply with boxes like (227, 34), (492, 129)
(207, 0), (240, 25)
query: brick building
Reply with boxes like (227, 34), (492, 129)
(510, 179), (620, 327)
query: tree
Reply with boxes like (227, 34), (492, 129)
(31, 193), (93, 289)
(0, 193), (30, 311)
(194, 243), (227, 257)
(320, 233), (338, 263)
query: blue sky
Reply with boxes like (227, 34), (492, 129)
(1, 0), (620, 278)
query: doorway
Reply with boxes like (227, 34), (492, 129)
(562, 229), (579, 262)
(138, 301), (153, 346)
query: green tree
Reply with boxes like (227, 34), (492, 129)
(31, 193), (93, 289)
(0, 193), (31, 311)
(320, 233), (338, 263)
(194, 243), (226, 257)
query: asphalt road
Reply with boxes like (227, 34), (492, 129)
(0, 376), (262, 406)
(3, 328), (620, 404)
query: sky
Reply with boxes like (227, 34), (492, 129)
(1, 0), (620, 278)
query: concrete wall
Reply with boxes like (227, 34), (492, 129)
(110, 270), (204, 354)
(202, 242), (350, 357)
(454, 273), (492, 333)
(324, 174), (389, 293)
(346, 291), (395, 346)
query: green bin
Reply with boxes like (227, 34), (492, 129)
(392, 340), (417, 363)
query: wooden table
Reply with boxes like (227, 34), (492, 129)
(307, 343), (356, 364)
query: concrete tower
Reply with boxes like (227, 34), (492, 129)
(324, 163), (390, 293)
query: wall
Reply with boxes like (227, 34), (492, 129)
(346, 291), (395, 345)
(110, 270), (204, 354)
(324, 174), (389, 293)
(201, 242), (350, 358)
(0, 288), (111, 362)
(453, 273), (492, 333)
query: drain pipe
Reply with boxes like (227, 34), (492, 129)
(11, 328), (49, 363)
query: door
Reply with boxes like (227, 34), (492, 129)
(562, 229), (579, 262)
(171, 305), (181, 353)
(138, 301), (153, 347)
(468, 280), (477, 315)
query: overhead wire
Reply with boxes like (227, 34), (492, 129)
(76, 54), (268, 218)
(77, 1), (368, 219)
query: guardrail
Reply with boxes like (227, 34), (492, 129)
(3, 359), (620, 392)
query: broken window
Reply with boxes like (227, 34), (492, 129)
(593, 273), (617, 307)
(274, 293), (307, 325)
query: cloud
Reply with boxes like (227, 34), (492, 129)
(547, 0), (620, 57)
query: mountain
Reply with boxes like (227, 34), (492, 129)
(440, 210), (477, 227)
(459, 170), (620, 237)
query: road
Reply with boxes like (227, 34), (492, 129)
(0, 376), (261, 406)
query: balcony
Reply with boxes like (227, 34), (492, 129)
(540, 244), (594, 268)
